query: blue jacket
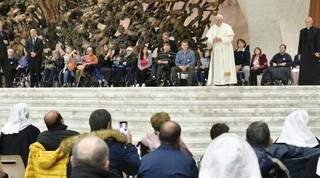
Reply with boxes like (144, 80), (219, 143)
(106, 138), (140, 177)
(253, 147), (289, 178)
(175, 49), (196, 67)
(138, 144), (198, 178)
(268, 143), (320, 178)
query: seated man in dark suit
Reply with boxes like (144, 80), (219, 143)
(138, 121), (198, 178)
(265, 44), (293, 85)
(37, 111), (79, 151)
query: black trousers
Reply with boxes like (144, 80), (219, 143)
(136, 68), (150, 86)
(0, 58), (10, 87)
(28, 59), (42, 87)
(249, 69), (263, 86)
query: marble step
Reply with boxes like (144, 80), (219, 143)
(0, 86), (319, 162)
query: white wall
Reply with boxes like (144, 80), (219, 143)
(238, 0), (310, 59)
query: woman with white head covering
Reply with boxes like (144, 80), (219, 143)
(199, 133), (262, 178)
(268, 110), (320, 178)
(0, 103), (40, 166)
(276, 109), (318, 147)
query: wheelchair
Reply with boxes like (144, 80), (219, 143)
(59, 69), (73, 87)
(157, 64), (172, 87)
(13, 68), (30, 88)
(261, 67), (291, 86)
(77, 64), (102, 87)
(40, 67), (64, 87)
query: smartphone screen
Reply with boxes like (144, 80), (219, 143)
(119, 121), (128, 135)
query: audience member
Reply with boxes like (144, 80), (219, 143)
(43, 50), (64, 86)
(0, 103), (40, 166)
(246, 121), (290, 178)
(264, 44), (292, 85)
(268, 110), (320, 178)
(234, 39), (250, 84)
(71, 136), (110, 178)
(63, 53), (78, 87)
(156, 43), (175, 84)
(291, 54), (300, 85)
(37, 110), (79, 151)
(250, 47), (268, 85)
(210, 123), (229, 140)
(195, 49), (210, 86)
(98, 44), (117, 86)
(171, 40), (195, 86)
(139, 112), (192, 157)
(6, 49), (18, 87)
(89, 109), (140, 177)
(199, 133), (261, 178)
(124, 47), (138, 86)
(136, 45), (152, 87)
(157, 32), (178, 53)
(138, 121), (198, 178)
(76, 47), (98, 83)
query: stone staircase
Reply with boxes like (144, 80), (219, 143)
(0, 86), (320, 161)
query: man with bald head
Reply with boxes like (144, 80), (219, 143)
(71, 136), (110, 178)
(37, 110), (78, 150)
(25, 29), (43, 87)
(298, 17), (320, 85)
(138, 121), (198, 178)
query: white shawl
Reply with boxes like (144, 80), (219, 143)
(199, 133), (262, 178)
(1, 103), (31, 135)
(276, 110), (318, 147)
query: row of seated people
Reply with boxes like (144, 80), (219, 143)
(4, 37), (301, 88)
(235, 39), (300, 86)
(3, 40), (210, 88)
(0, 104), (320, 178)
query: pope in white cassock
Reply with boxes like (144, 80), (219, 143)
(206, 14), (237, 86)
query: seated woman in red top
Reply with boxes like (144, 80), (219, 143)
(249, 47), (268, 85)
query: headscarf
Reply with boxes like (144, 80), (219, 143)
(276, 110), (318, 147)
(199, 133), (261, 178)
(1, 103), (31, 135)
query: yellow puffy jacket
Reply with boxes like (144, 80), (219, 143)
(24, 142), (69, 178)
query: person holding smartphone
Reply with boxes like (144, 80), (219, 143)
(89, 109), (140, 177)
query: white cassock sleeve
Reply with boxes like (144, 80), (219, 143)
(220, 24), (234, 44)
(206, 26), (214, 49)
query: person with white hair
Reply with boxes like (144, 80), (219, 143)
(25, 28), (44, 87)
(268, 110), (320, 178)
(206, 14), (237, 86)
(6, 48), (18, 87)
(298, 16), (320, 85)
(199, 133), (261, 178)
(0, 103), (40, 166)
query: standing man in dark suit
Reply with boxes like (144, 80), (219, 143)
(25, 29), (43, 87)
(0, 20), (10, 87)
(298, 17), (320, 85)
